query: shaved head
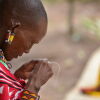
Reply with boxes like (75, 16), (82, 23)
(1, 0), (47, 30)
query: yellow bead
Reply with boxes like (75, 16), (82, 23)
(30, 93), (37, 97)
(9, 35), (14, 42)
(24, 90), (29, 94)
(22, 96), (28, 99)
(29, 98), (35, 100)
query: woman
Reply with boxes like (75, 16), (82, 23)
(0, 0), (53, 100)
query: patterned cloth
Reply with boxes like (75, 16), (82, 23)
(21, 90), (40, 100)
(0, 60), (25, 100)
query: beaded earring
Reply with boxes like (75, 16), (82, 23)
(0, 30), (16, 63)
(0, 23), (20, 68)
(5, 30), (16, 45)
(5, 22), (20, 45)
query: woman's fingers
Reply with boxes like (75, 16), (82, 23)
(19, 60), (38, 72)
(14, 60), (38, 79)
(32, 61), (53, 88)
(27, 60), (53, 92)
(15, 60), (53, 88)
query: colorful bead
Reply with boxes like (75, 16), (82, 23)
(21, 90), (40, 100)
(0, 49), (7, 63)
(22, 96), (28, 99)
(5, 30), (15, 45)
(29, 98), (35, 100)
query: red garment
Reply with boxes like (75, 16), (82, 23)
(0, 62), (25, 100)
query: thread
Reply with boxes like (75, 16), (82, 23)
(26, 58), (61, 88)
(32, 58), (61, 75)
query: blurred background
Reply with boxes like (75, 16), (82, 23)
(11, 0), (100, 100)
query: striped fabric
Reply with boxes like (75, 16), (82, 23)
(0, 61), (25, 100)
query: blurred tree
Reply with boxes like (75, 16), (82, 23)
(68, 0), (75, 36)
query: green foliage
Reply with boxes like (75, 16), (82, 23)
(82, 18), (100, 39)
(44, 0), (65, 3)
(77, 0), (99, 3)
(44, 0), (100, 3)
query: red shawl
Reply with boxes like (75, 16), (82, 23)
(0, 62), (25, 100)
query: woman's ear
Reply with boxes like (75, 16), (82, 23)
(11, 19), (21, 30)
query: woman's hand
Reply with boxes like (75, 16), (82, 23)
(14, 60), (38, 80)
(14, 60), (53, 94)
(28, 60), (53, 93)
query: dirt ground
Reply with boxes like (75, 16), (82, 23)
(11, 2), (100, 100)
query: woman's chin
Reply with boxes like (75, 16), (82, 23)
(5, 53), (24, 61)
(6, 56), (13, 61)
(5, 55), (18, 61)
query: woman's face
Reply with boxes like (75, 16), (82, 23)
(3, 26), (46, 61)
(0, 0), (48, 61)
